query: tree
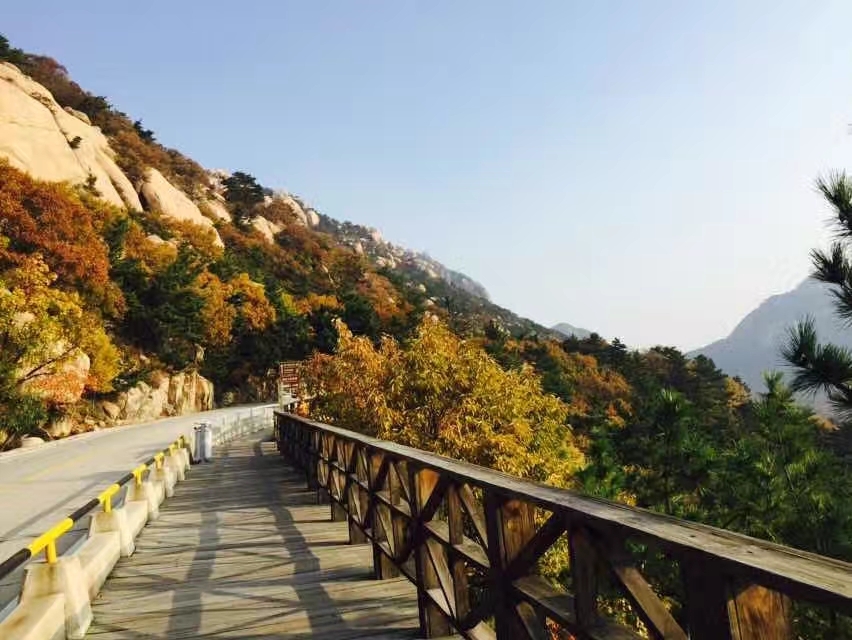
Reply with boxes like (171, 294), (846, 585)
(0, 162), (124, 315)
(305, 317), (586, 485)
(783, 171), (852, 419)
(222, 171), (265, 227)
(0, 255), (118, 399)
(113, 245), (206, 368)
(133, 119), (156, 143)
(0, 34), (26, 65)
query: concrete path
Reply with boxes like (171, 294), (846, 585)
(88, 432), (421, 639)
(0, 404), (272, 606)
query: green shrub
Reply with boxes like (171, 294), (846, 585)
(0, 393), (48, 449)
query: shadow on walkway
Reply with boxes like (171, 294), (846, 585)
(88, 431), (420, 639)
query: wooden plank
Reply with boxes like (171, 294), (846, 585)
(89, 435), (422, 640)
(601, 539), (687, 640)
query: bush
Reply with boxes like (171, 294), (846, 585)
(0, 393), (48, 449)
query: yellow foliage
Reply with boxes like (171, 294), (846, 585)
(228, 273), (276, 332)
(0, 255), (119, 397)
(123, 224), (177, 273)
(305, 317), (585, 487)
(194, 272), (236, 346)
(165, 219), (223, 263)
(83, 327), (121, 392)
(294, 293), (342, 315)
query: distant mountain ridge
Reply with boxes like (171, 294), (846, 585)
(690, 279), (852, 394)
(551, 322), (593, 339)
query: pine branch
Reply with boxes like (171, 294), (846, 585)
(817, 170), (852, 239)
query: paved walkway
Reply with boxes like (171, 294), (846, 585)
(88, 432), (422, 639)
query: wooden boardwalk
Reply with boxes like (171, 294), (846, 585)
(88, 433), (422, 639)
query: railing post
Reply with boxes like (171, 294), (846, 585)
(412, 466), (452, 637)
(683, 557), (791, 640)
(329, 436), (347, 522)
(728, 583), (792, 640)
(303, 427), (315, 489)
(314, 431), (329, 504)
(369, 450), (398, 579)
(569, 526), (599, 628)
(346, 441), (367, 544)
(446, 484), (470, 623)
(484, 490), (544, 640)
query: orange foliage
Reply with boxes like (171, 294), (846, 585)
(0, 161), (123, 315)
(357, 272), (409, 324)
(513, 340), (633, 428)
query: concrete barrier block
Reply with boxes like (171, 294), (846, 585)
(0, 594), (65, 640)
(76, 532), (120, 599)
(90, 507), (135, 557)
(124, 501), (148, 538)
(177, 447), (192, 473)
(127, 480), (161, 520)
(165, 452), (185, 481)
(21, 556), (91, 639)
(153, 465), (177, 498)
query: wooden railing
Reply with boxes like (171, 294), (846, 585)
(273, 412), (852, 640)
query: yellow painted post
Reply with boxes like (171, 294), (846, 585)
(27, 518), (73, 565)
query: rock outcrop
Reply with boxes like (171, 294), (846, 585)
(140, 168), (223, 246)
(252, 216), (283, 243)
(202, 196), (231, 222)
(305, 208), (320, 227)
(111, 370), (214, 423)
(270, 191), (319, 228)
(0, 62), (142, 210)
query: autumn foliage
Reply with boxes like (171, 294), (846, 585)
(0, 161), (123, 314)
(305, 317), (586, 486)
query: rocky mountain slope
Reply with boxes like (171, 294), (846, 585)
(690, 278), (852, 393)
(551, 322), (592, 339)
(0, 54), (519, 326)
(0, 35), (551, 443)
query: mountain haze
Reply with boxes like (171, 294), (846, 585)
(690, 278), (852, 393)
(551, 322), (593, 339)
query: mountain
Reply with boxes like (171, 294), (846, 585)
(0, 34), (556, 445)
(551, 322), (593, 339)
(690, 278), (852, 393)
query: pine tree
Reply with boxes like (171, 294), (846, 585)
(783, 171), (852, 419)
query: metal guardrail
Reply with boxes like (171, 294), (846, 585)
(274, 411), (852, 640)
(0, 436), (189, 581)
(0, 405), (275, 587)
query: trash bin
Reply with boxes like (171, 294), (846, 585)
(193, 422), (214, 463)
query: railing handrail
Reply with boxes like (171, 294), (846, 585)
(277, 411), (852, 621)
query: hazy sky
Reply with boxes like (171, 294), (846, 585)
(5, 2), (852, 349)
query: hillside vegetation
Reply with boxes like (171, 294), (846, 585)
(1, 34), (851, 637)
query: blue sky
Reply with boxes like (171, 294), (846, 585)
(5, 1), (852, 349)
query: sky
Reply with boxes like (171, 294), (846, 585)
(5, 1), (852, 350)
